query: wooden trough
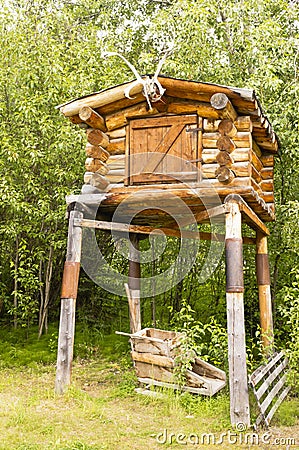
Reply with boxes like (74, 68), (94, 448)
(120, 327), (226, 396)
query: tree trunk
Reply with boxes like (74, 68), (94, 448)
(38, 245), (54, 338)
(13, 235), (19, 329)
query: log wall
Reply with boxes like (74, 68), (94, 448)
(201, 116), (274, 214)
(71, 100), (274, 221)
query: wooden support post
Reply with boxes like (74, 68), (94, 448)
(128, 234), (141, 334)
(225, 201), (250, 427)
(256, 231), (274, 354)
(55, 210), (83, 394)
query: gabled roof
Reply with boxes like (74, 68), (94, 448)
(57, 75), (279, 154)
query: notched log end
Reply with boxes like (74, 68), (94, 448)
(215, 166), (235, 184)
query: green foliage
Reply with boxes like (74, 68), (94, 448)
(0, 0), (298, 382)
(245, 329), (265, 373)
(277, 270), (299, 392)
(0, 325), (57, 367)
(169, 300), (228, 386)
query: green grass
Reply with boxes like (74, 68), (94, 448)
(0, 326), (298, 449)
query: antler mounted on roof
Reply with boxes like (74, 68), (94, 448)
(102, 45), (173, 110)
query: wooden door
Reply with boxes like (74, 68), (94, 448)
(127, 114), (201, 185)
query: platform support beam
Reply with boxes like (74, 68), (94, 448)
(256, 231), (274, 354)
(55, 210), (83, 394)
(128, 233), (141, 334)
(225, 200), (250, 427)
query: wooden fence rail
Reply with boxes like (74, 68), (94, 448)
(249, 351), (291, 428)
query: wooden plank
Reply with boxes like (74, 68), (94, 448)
(134, 361), (174, 382)
(136, 328), (179, 342)
(193, 357), (226, 381)
(131, 351), (175, 368)
(133, 341), (169, 356)
(255, 357), (288, 399)
(138, 377), (226, 396)
(249, 351), (285, 386)
(74, 217), (231, 242)
(115, 330), (166, 344)
(130, 172), (198, 184)
(179, 204), (226, 228)
(142, 123), (190, 173)
(259, 373), (288, 414)
(265, 385), (291, 425)
(130, 114), (196, 129)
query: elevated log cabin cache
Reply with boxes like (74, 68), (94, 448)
(55, 76), (279, 427)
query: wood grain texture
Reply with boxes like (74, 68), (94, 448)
(249, 352), (290, 428)
(256, 232), (274, 352)
(55, 210), (83, 395)
(79, 106), (106, 131)
(210, 93), (238, 121)
(225, 202), (250, 426)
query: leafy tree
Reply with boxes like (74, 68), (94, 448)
(0, 0), (298, 368)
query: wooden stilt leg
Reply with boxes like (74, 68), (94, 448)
(55, 210), (83, 394)
(256, 231), (274, 354)
(225, 201), (250, 427)
(128, 234), (141, 334)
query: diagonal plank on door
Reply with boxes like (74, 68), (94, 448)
(141, 123), (185, 174)
(140, 115), (197, 174)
